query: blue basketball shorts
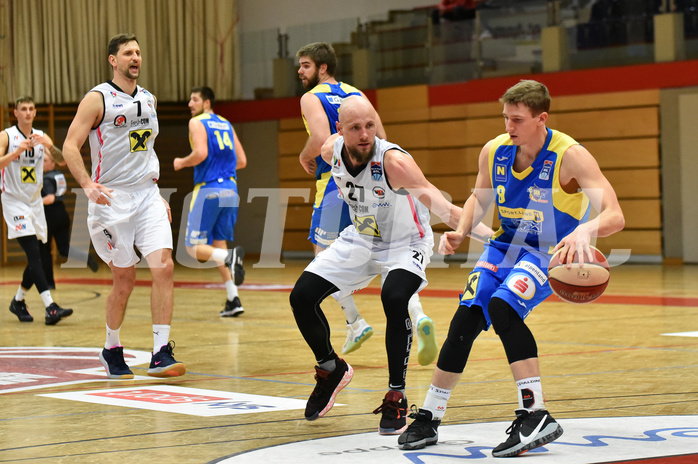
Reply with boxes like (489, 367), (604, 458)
(458, 241), (553, 329)
(308, 173), (352, 248)
(185, 178), (239, 247)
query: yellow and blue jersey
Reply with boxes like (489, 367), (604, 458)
(302, 82), (362, 180)
(191, 112), (237, 185)
(488, 128), (591, 254)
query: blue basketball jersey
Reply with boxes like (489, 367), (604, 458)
(303, 82), (362, 180)
(488, 127), (591, 253)
(191, 113), (237, 185)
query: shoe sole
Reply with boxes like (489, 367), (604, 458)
(99, 351), (135, 379)
(378, 423), (408, 435)
(147, 362), (187, 378)
(306, 364), (354, 421)
(232, 246), (245, 286)
(220, 308), (244, 317)
(398, 434), (438, 450)
(342, 326), (373, 354)
(417, 316), (437, 366)
(492, 422), (564, 457)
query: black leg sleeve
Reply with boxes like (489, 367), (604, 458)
(381, 269), (423, 390)
(16, 235), (50, 294)
(289, 271), (339, 364)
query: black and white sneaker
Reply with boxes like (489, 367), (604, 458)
(225, 246), (245, 286)
(9, 298), (33, 322)
(45, 303), (73, 325)
(220, 297), (244, 317)
(492, 409), (563, 457)
(398, 406), (441, 450)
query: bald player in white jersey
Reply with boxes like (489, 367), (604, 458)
(289, 96), (493, 434)
(62, 33), (186, 380)
(0, 96), (73, 325)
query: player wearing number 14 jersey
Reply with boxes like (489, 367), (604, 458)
(173, 86), (247, 318)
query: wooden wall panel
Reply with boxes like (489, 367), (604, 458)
(548, 107), (659, 140)
(604, 168), (660, 199)
(582, 138), (659, 169)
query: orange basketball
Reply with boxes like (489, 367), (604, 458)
(548, 246), (610, 304)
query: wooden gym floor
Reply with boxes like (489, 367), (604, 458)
(0, 259), (697, 463)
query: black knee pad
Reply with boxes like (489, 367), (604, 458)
(488, 297), (537, 364)
(436, 305), (486, 373)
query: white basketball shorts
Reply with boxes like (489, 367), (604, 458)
(88, 185), (172, 268)
(2, 193), (48, 242)
(305, 226), (433, 299)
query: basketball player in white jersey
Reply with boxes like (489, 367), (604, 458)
(62, 33), (186, 380)
(0, 96), (73, 325)
(289, 96), (492, 434)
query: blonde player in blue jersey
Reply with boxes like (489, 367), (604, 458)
(399, 80), (625, 457)
(174, 86), (247, 317)
(297, 42), (437, 364)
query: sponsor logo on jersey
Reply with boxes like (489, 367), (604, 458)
(326, 95), (344, 105)
(15, 224), (26, 232)
(372, 186), (385, 199)
(110, 91), (117, 97)
(371, 162), (382, 181)
(13, 215), (25, 221)
(332, 155), (340, 167)
(372, 202), (391, 208)
(114, 115), (127, 127)
(505, 272), (536, 300)
(130, 117), (150, 127)
(21, 166), (36, 183)
(528, 185), (549, 203)
(129, 129), (152, 152)
(495, 163), (507, 182)
(513, 261), (547, 285)
(499, 207), (544, 222)
(354, 215), (381, 237)
(475, 260), (498, 273)
(539, 159), (553, 180)
(112, 104), (124, 108)
(460, 271), (481, 301)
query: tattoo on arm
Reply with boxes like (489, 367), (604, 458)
(49, 145), (64, 163)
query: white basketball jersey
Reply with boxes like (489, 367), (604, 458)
(330, 136), (433, 247)
(87, 82), (160, 188)
(1, 125), (45, 204)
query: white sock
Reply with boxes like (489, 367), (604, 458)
(40, 290), (54, 307)
(15, 286), (28, 301)
(224, 280), (238, 300)
(408, 293), (424, 321)
(105, 324), (122, 349)
(334, 294), (360, 324)
(517, 377), (545, 411)
(152, 324), (171, 353)
(211, 248), (229, 265)
(423, 384), (451, 420)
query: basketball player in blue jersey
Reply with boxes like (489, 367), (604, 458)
(174, 86), (247, 317)
(399, 80), (625, 457)
(297, 42), (438, 364)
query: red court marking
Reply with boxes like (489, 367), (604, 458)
(4, 277), (697, 308)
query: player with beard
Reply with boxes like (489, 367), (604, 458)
(290, 96), (463, 434)
(296, 42), (438, 365)
(174, 86), (247, 317)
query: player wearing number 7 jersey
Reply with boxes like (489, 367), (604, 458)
(173, 86), (247, 318)
(63, 33), (186, 380)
